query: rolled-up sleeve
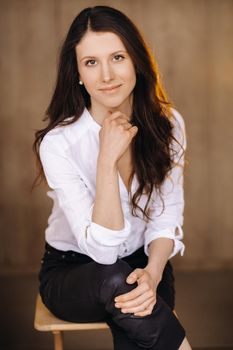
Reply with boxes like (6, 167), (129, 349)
(144, 109), (187, 260)
(39, 136), (131, 264)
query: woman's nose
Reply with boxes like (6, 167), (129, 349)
(101, 62), (114, 82)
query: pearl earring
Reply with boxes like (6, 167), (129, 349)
(79, 80), (83, 85)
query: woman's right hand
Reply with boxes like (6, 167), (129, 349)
(98, 111), (138, 164)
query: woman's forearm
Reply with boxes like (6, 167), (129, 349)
(92, 155), (124, 230)
(145, 238), (174, 282)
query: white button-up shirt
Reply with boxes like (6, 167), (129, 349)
(39, 107), (186, 264)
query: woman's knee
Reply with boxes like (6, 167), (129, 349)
(96, 259), (136, 302)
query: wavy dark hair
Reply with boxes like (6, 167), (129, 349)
(32, 5), (183, 221)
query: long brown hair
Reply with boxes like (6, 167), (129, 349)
(32, 5), (183, 221)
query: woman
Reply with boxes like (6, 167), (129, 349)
(33, 5), (192, 350)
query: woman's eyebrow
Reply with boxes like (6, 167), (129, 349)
(80, 50), (127, 62)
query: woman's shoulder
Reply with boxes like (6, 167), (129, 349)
(170, 108), (185, 131)
(39, 110), (88, 154)
(39, 129), (67, 160)
(170, 107), (187, 150)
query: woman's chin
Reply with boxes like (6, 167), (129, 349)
(103, 98), (131, 111)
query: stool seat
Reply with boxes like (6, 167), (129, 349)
(34, 294), (109, 350)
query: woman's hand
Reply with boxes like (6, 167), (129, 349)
(98, 111), (138, 164)
(114, 268), (161, 316)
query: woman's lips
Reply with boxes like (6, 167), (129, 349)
(99, 84), (121, 92)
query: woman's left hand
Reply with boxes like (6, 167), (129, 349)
(114, 268), (161, 316)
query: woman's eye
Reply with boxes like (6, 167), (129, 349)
(113, 55), (125, 61)
(85, 59), (96, 66)
(85, 55), (124, 66)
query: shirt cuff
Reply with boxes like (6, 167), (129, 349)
(85, 218), (131, 247)
(144, 225), (185, 259)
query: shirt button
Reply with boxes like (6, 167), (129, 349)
(62, 255), (66, 259)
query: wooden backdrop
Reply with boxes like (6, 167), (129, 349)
(1, 0), (232, 273)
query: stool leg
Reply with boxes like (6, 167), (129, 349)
(52, 331), (64, 350)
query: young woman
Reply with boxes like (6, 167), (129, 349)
(33, 5), (192, 350)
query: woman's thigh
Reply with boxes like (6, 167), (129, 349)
(39, 245), (136, 322)
(39, 244), (184, 349)
(39, 244), (175, 321)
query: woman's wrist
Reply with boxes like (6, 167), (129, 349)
(97, 154), (118, 170)
(144, 238), (174, 286)
(144, 264), (163, 286)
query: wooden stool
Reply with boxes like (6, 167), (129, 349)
(34, 294), (109, 350)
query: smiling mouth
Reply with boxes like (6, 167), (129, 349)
(99, 84), (121, 92)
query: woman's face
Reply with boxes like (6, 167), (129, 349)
(76, 31), (136, 111)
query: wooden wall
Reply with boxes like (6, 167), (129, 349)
(1, 0), (232, 272)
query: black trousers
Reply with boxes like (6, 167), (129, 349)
(39, 243), (185, 349)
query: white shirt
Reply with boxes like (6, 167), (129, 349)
(39, 107), (186, 264)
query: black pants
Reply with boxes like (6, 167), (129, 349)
(39, 243), (185, 349)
